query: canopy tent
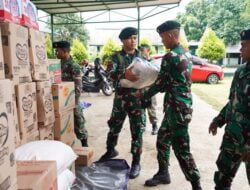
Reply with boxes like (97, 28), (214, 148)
(31, 0), (182, 44)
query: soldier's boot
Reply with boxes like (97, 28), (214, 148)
(99, 147), (119, 161)
(151, 123), (158, 135)
(129, 159), (141, 179)
(215, 185), (231, 190)
(81, 138), (88, 147)
(191, 180), (202, 190)
(144, 168), (171, 186)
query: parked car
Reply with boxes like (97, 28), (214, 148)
(152, 55), (224, 84)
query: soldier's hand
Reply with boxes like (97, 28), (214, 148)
(209, 122), (218, 136)
(124, 66), (139, 82)
(242, 152), (250, 162)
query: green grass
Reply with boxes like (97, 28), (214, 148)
(191, 76), (233, 111)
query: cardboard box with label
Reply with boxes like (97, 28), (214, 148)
(15, 82), (38, 140)
(17, 160), (58, 190)
(39, 124), (54, 140)
(52, 82), (75, 114)
(12, 87), (21, 148)
(48, 59), (61, 84)
(54, 109), (75, 147)
(74, 147), (94, 167)
(0, 80), (17, 190)
(21, 126), (39, 145)
(36, 81), (55, 126)
(29, 28), (49, 81)
(0, 29), (5, 80)
(21, 0), (39, 30)
(0, 22), (31, 85)
(0, 0), (22, 24)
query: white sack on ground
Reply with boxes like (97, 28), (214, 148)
(15, 140), (77, 174)
(58, 169), (75, 190)
(120, 57), (161, 89)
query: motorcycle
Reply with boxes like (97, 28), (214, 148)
(82, 58), (113, 96)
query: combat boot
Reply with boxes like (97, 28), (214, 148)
(215, 185), (231, 190)
(191, 180), (202, 190)
(99, 148), (119, 161)
(129, 160), (141, 179)
(151, 123), (158, 135)
(81, 138), (88, 147)
(145, 169), (171, 186)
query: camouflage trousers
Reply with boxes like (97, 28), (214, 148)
(157, 106), (200, 182)
(106, 93), (146, 160)
(74, 104), (88, 140)
(146, 95), (158, 125)
(214, 122), (250, 188)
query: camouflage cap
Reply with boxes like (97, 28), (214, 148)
(119, 27), (137, 40)
(157, 20), (181, 34)
(240, 29), (250, 40)
(52, 41), (70, 48)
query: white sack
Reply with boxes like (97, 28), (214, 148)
(58, 169), (75, 190)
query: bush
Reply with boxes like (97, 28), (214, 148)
(45, 34), (55, 59)
(196, 28), (226, 62)
(71, 38), (89, 65)
(100, 38), (121, 66)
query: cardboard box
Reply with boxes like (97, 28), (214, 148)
(54, 109), (75, 147)
(39, 124), (54, 140)
(17, 161), (58, 190)
(48, 59), (61, 84)
(0, 29), (5, 80)
(0, 22), (31, 85)
(0, 80), (17, 190)
(12, 86), (21, 148)
(74, 147), (94, 167)
(29, 28), (49, 81)
(15, 82), (38, 140)
(21, 127), (39, 145)
(0, 0), (22, 24)
(21, 0), (39, 30)
(52, 82), (75, 114)
(36, 81), (55, 126)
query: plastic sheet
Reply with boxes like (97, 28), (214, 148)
(71, 159), (130, 190)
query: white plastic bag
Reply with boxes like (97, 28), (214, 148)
(15, 140), (77, 174)
(120, 57), (161, 89)
(58, 169), (75, 190)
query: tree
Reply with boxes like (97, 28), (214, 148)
(48, 13), (89, 46)
(241, 0), (250, 21)
(196, 28), (226, 62)
(139, 38), (156, 55)
(71, 38), (89, 65)
(45, 34), (55, 59)
(100, 38), (121, 66)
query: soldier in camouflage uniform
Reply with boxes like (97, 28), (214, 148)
(137, 21), (202, 190)
(140, 44), (159, 135)
(209, 29), (250, 190)
(99, 27), (146, 179)
(53, 41), (88, 147)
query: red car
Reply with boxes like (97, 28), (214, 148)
(152, 55), (224, 84)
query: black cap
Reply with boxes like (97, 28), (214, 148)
(157, 20), (181, 34)
(240, 29), (250, 40)
(140, 44), (150, 49)
(52, 41), (70, 49)
(119, 27), (137, 40)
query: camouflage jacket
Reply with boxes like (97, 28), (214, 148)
(213, 62), (250, 127)
(143, 44), (193, 112)
(108, 49), (140, 92)
(61, 56), (82, 103)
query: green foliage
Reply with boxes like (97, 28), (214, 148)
(177, 0), (250, 45)
(71, 38), (89, 64)
(100, 38), (121, 66)
(45, 34), (55, 59)
(48, 13), (89, 46)
(196, 28), (226, 62)
(139, 38), (156, 55)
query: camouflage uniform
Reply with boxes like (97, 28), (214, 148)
(146, 94), (158, 125)
(106, 49), (146, 162)
(61, 57), (88, 140)
(143, 44), (201, 182)
(212, 62), (250, 188)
